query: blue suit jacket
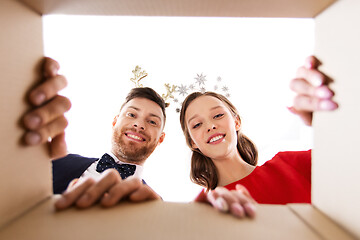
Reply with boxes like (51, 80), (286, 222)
(52, 154), (96, 194)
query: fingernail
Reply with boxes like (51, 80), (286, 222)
(101, 193), (111, 206)
(305, 61), (313, 69)
(246, 203), (256, 212)
(215, 197), (229, 212)
(25, 132), (41, 145)
(55, 197), (67, 209)
(33, 92), (46, 105)
(315, 87), (333, 99)
(25, 114), (41, 129)
(51, 66), (58, 76)
(314, 77), (323, 87)
(319, 100), (338, 110)
(102, 193), (110, 201)
(244, 203), (256, 218)
(232, 203), (245, 218)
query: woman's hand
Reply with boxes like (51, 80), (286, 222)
(289, 56), (338, 126)
(195, 185), (256, 218)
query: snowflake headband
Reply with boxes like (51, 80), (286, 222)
(130, 66), (231, 113)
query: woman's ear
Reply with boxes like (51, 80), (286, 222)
(235, 116), (241, 131)
(191, 139), (198, 149)
(112, 115), (119, 127)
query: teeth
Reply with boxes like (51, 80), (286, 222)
(128, 134), (143, 141)
(209, 135), (224, 143)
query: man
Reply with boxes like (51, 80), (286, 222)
(52, 87), (166, 195)
(53, 87), (167, 208)
(22, 56), (338, 217)
(22, 58), (167, 206)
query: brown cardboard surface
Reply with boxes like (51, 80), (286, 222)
(20, 0), (336, 18)
(0, 0), (50, 228)
(289, 204), (356, 240)
(0, 197), (322, 240)
(313, 0), (360, 238)
(1, 0), (358, 239)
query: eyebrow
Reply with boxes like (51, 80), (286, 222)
(187, 105), (223, 124)
(128, 106), (162, 121)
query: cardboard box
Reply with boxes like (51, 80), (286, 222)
(0, 0), (358, 239)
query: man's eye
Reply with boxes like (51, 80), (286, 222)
(149, 120), (157, 126)
(193, 123), (201, 129)
(127, 113), (135, 118)
(214, 113), (224, 119)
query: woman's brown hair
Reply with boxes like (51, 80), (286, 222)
(180, 92), (258, 191)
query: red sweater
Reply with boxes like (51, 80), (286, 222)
(224, 150), (311, 204)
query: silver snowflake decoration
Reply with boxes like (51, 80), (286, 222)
(178, 84), (189, 96)
(222, 86), (229, 92)
(195, 73), (207, 86)
(164, 74), (231, 114)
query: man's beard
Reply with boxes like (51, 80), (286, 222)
(111, 128), (157, 164)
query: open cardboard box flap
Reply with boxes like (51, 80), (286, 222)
(21, 0), (335, 17)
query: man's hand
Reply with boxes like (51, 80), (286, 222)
(55, 169), (161, 210)
(23, 57), (71, 159)
(195, 185), (256, 218)
(289, 56), (338, 126)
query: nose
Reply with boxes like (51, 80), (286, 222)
(133, 121), (145, 130)
(207, 125), (216, 132)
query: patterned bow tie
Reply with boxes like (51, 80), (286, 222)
(96, 153), (136, 179)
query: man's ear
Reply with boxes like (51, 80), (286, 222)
(235, 116), (241, 131)
(157, 132), (165, 145)
(112, 115), (119, 127)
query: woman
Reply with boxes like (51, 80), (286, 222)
(180, 56), (338, 204)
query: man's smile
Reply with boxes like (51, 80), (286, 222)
(125, 132), (146, 142)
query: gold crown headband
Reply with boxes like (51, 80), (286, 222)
(130, 66), (231, 112)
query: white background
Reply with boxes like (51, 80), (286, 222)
(43, 16), (314, 202)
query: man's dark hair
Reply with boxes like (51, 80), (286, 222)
(120, 87), (167, 125)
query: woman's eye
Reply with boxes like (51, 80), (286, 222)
(193, 123), (201, 129)
(127, 113), (135, 118)
(214, 113), (224, 119)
